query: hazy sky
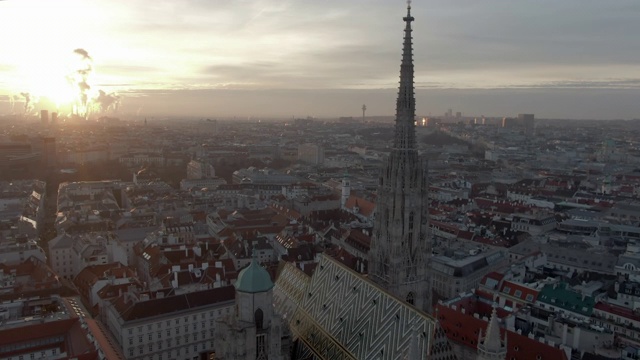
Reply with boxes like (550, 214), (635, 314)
(1, 0), (639, 119)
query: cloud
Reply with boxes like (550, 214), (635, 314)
(1, 0), (640, 118)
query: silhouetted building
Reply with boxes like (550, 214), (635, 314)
(518, 113), (535, 135)
(297, 143), (324, 165)
(40, 110), (49, 126)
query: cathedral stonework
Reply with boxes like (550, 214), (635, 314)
(368, 3), (433, 314)
(215, 257), (290, 360)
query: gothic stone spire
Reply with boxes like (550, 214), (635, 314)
(394, 3), (416, 150)
(368, 3), (432, 314)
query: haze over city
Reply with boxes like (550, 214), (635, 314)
(5, 2), (640, 360)
(1, 0), (640, 119)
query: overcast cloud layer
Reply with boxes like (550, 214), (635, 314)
(1, 0), (639, 119)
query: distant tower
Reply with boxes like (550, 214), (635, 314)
(518, 113), (535, 135)
(361, 104), (367, 123)
(341, 172), (351, 209)
(41, 137), (56, 168)
(368, 3), (432, 313)
(51, 112), (58, 126)
(40, 110), (49, 126)
(477, 306), (507, 360)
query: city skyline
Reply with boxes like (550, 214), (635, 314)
(1, 0), (640, 119)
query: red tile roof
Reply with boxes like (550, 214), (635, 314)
(0, 317), (98, 359)
(499, 281), (539, 303)
(595, 302), (640, 322)
(436, 303), (568, 360)
(85, 318), (126, 360)
(344, 195), (375, 217)
(112, 285), (235, 321)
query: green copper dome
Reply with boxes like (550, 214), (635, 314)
(235, 258), (274, 293)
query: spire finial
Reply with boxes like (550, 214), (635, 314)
(404, 1), (414, 22)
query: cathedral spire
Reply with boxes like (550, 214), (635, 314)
(394, 1), (416, 150)
(477, 305), (507, 360)
(368, 3), (432, 314)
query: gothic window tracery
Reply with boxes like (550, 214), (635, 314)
(255, 308), (264, 330)
(406, 292), (415, 305)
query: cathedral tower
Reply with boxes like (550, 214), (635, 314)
(215, 256), (289, 359)
(368, 3), (432, 313)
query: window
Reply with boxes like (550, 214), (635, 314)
(255, 308), (264, 329)
(525, 294), (534, 302)
(503, 286), (511, 294)
(406, 292), (415, 305)
(514, 290), (522, 298)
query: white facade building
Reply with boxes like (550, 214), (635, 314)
(104, 286), (236, 360)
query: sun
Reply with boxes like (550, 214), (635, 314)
(19, 52), (82, 110)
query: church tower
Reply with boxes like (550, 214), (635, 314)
(215, 256), (289, 359)
(368, 2), (433, 313)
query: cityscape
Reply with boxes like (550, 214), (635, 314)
(1, 1), (640, 360)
